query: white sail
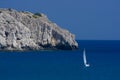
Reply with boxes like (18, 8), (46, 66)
(83, 49), (90, 67)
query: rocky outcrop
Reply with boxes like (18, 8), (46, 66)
(0, 8), (78, 50)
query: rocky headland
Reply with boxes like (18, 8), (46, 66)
(0, 8), (78, 50)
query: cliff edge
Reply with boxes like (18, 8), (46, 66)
(0, 8), (78, 50)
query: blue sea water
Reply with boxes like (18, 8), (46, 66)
(0, 40), (120, 80)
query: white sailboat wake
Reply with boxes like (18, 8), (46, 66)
(83, 48), (90, 67)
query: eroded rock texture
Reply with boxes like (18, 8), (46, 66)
(0, 8), (78, 50)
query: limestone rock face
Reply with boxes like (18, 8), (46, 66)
(0, 8), (78, 50)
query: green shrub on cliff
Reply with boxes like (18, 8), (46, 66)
(32, 13), (42, 18)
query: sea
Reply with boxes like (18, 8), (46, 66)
(0, 40), (120, 80)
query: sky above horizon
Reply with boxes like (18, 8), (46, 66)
(0, 0), (120, 40)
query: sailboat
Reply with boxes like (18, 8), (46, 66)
(83, 48), (90, 67)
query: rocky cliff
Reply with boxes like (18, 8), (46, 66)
(0, 8), (78, 50)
